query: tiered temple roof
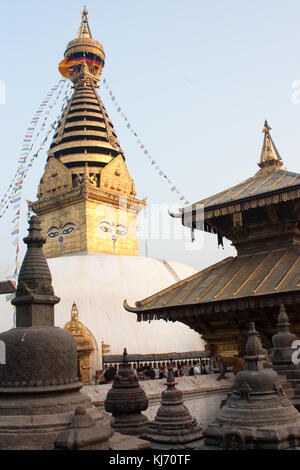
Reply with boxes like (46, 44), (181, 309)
(125, 121), (300, 354)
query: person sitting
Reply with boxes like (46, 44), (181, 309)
(159, 366), (167, 379)
(145, 365), (156, 380)
(96, 369), (105, 384)
(177, 364), (185, 377)
(201, 362), (209, 374)
(193, 360), (201, 375)
(104, 366), (116, 384)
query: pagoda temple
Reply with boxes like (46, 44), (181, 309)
(0, 8), (203, 380)
(125, 121), (300, 356)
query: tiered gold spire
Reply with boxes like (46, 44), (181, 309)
(29, 9), (146, 258)
(54, 7), (123, 175)
(258, 119), (283, 173)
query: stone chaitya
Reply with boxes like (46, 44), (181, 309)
(0, 216), (113, 449)
(141, 368), (203, 448)
(270, 304), (300, 411)
(203, 322), (300, 450)
(105, 348), (149, 435)
(0, 216), (148, 450)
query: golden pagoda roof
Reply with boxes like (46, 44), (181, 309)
(176, 121), (300, 221)
(124, 246), (300, 318)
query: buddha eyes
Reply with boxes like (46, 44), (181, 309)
(47, 227), (59, 238)
(62, 223), (75, 235)
(116, 225), (127, 237)
(99, 221), (112, 233)
(98, 221), (128, 238)
(47, 222), (76, 240)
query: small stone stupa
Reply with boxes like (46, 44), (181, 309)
(0, 216), (113, 450)
(270, 304), (300, 411)
(141, 368), (203, 448)
(204, 321), (300, 450)
(105, 348), (149, 435)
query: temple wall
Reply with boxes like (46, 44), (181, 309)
(82, 374), (235, 428)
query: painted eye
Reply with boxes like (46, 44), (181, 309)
(62, 223), (75, 235)
(99, 221), (112, 233)
(116, 224), (127, 237)
(47, 227), (59, 238)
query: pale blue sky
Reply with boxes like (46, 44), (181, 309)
(1, 0), (300, 274)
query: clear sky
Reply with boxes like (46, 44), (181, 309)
(1, 0), (300, 276)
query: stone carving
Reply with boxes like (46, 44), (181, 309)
(269, 304), (300, 411)
(55, 406), (113, 450)
(204, 321), (300, 450)
(105, 348), (149, 435)
(141, 368), (203, 447)
(0, 216), (114, 449)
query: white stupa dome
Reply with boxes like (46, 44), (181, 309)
(0, 252), (204, 379)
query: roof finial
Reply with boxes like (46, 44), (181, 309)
(77, 7), (92, 39)
(258, 119), (283, 173)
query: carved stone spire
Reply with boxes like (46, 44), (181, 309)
(104, 348), (149, 435)
(277, 303), (291, 331)
(12, 215), (60, 327)
(244, 321), (265, 371)
(270, 305), (300, 411)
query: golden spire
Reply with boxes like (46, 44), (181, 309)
(77, 7), (92, 39)
(59, 8), (105, 85)
(258, 120), (283, 173)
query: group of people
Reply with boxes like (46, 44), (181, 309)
(174, 360), (211, 377)
(95, 359), (212, 384)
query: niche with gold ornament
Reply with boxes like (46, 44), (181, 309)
(64, 302), (94, 384)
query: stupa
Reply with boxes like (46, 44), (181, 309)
(0, 216), (113, 449)
(104, 348), (149, 435)
(203, 322), (300, 450)
(270, 304), (300, 411)
(0, 8), (204, 380)
(141, 368), (203, 448)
